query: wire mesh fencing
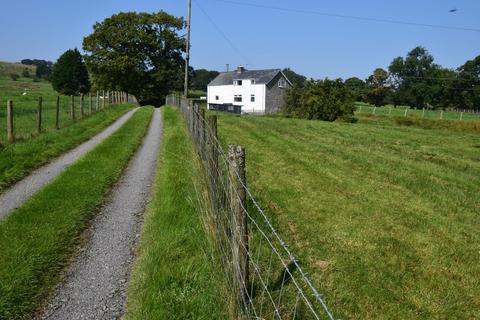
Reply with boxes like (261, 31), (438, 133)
(0, 91), (137, 145)
(167, 94), (335, 320)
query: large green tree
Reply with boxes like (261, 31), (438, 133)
(453, 55), (480, 110)
(282, 68), (307, 87)
(191, 69), (219, 91)
(50, 49), (90, 95)
(284, 79), (355, 121)
(344, 77), (366, 101)
(388, 47), (440, 108)
(83, 11), (186, 105)
(365, 68), (390, 107)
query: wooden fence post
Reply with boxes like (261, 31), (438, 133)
(373, 106), (376, 115)
(102, 90), (106, 109)
(422, 108), (425, 118)
(80, 94), (84, 119)
(55, 96), (60, 129)
(71, 95), (76, 121)
(460, 112), (463, 121)
(200, 107), (206, 158)
(37, 97), (43, 134)
(228, 145), (249, 309)
(96, 91), (100, 111)
(207, 115), (218, 187)
(404, 108), (408, 117)
(7, 100), (14, 143)
(388, 106), (392, 116)
(89, 92), (92, 115)
(440, 110), (444, 120)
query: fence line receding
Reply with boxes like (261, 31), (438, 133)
(167, 94), (335, 320)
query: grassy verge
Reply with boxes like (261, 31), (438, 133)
(216, 112), (480, 319)
(125, 106), (228, 319)
(0, 104), (133, 192)
(0, 107), (153, 319)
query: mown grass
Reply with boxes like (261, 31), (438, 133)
(216, 112), (480, 319)
(125, 106), (228, 319)
(0, 107), (153, 319)
(0, 76), (109, 143)
(0, 103), (133, 192)
(356, 102), (480, 121)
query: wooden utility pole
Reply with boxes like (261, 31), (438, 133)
(184, 0), (192, 97)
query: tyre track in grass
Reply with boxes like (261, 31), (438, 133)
(40, 107), (162, 320)
(0, 108), (139, 220)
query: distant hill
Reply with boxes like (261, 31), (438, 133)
(0, 61), (36, 77)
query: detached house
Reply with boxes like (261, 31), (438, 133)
(207, 67), (292, 114)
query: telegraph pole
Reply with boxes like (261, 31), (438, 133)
(184, 0), (192, 97)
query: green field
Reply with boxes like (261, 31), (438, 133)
(215, 113), (480, 319)
(356, 102), (480, 121)
(126, 106), (228, 319)
(0, 107), (153, 319)
(0, 76), (105, 144)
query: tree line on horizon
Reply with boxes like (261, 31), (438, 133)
(18, 10), (477, 111)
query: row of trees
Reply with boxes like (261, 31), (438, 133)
(346, 47), (480, 110)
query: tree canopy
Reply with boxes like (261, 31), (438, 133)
(83, 11), (186, 105)
(191, 69), (219, 91)
(282, 68), (307, 87)
(21, 59), (53, 79)
(284, 79), (355, 121)
(365, 68), (390, 107)
(50, 49), (90, 95)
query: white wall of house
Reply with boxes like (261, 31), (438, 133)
(208, 80), (266, 113)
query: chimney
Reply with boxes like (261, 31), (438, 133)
(237, 66), (246, 73)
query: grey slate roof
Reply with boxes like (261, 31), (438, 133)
(208, 69), (284, 86)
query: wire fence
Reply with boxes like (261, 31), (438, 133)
(167, 94), (335, 320)
(356, 102), (480, 121)
(0, 91), (137, 145)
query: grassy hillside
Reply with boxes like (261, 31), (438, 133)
(216, 113), (480, 319)
(0, 61), (36, 78)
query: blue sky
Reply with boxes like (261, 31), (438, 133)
(0, 0), (479, 79)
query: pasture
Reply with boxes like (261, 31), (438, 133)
(216, 112), (480, 319)
(0, 76), (103, 144)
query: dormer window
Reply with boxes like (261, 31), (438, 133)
(234, 80), (243, 86)
(278, 78), (287, 88)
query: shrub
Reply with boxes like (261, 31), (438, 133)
(283, 79), (355, 121)
(9, 73), (19, 81)
(22, 69), (31, 78)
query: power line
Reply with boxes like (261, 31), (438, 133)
(216, 0), (480, 33)
(193, 0), (250, 66)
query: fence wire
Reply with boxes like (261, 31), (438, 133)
(167, 94), (335, 320)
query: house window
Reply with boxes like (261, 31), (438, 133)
(251, 80), (256, 85)
(234, 80), (243, 86)
(234, 95), (242, 102)
(215, 95), (219, 101)
(251, 95), (255, 102)
(278, 78), (287, 88)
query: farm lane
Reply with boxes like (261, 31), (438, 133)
(39, 107), (162, 320)
(0, 107), (139, 220)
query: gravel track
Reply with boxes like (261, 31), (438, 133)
(0, 108), (139, 220)
(39, 107), (162, 320)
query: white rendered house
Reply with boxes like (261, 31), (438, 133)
(207, 67), (292, 114)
